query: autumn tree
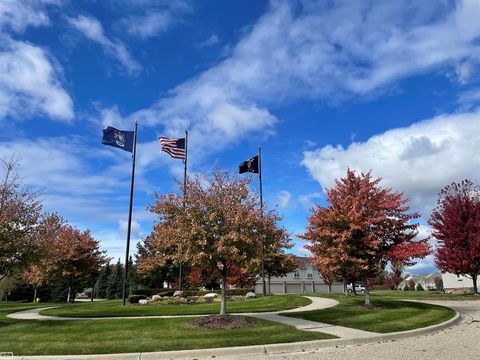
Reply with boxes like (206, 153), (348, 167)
(429, 180), (480, 294)
(0, 158), (42, 281)
(315, 262), (338, 294)
(22, 265), (45, 302)
(33, 214), (107, 302)
(301, 169), (430, 306)
(147, 169), (290, 315)
(136, 235), (183, 288)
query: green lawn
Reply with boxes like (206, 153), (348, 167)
(365, 289), (480, 301)
(0, 301), (334, 356)
(42, 295), (310, 317)
(282, 295), (456, 333)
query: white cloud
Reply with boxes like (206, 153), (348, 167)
(68, 15), (141, 75)
(298, 192), (324, 209)
(118, 0), (192, 40)
(110, 0), (480, 166)
(197, 34), (220, 48)
(0, 40), (74, 121)
(122, 11), (172, 40)
(302, 110), (480, 216)
(276, 190), (292, 209)
(0, 0), (60, 33)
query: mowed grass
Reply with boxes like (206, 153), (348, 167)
(0, 302), (334, 356)
(42, 294), (310, 317)
(282, 294), (456, 333)
(366, 289), (480, 301)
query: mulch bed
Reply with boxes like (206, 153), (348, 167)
(0, 322), (9, 328)
(188, 315), (255, 329)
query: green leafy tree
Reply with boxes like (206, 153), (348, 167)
(107, 259), (123, 299)
(0, 158), (42, 281)
(96, 262), (111, 299)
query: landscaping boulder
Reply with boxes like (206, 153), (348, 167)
(204, 293), (218, 299)
(173, 290), (184, 298)
(152, 295), (161, 301)
(138, 299), (148, 305)
(245, 292), (256, 299)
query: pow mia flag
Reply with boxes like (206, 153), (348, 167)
(102, 126), (134, 153)
(239, 155), (259, 174)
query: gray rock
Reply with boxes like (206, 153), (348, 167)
(245, 292), (256, 299)
(204, 293), (218, 299)
(138, 299), (148, 305)
(173, 290), (184, 298)
(151, 295), (161, 301)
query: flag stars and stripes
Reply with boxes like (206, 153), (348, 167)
(159, 137), (186, 160)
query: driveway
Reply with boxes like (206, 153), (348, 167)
(213, 300), (480, 360)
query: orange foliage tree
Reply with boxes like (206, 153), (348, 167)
(146, 169), (289, 314)
(301, 170), (430, 306)
(26, 213), (107, 302)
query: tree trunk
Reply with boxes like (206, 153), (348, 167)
(66, 286), (71, 303)
(91, 278), (95, 302)
(364, 275), (371, 306)
(472, 273), (478, 294)
(352, 281), (357, 295)
(268, 275), (271, 295)
(33, 287), (37, 303)
(328, 283), (332, 294)
(343, 277), (348, 295)
(220, 272), (227, 315)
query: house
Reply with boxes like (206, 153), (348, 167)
(399, 272), (440, 290)
(442, 273), (476, 294)
(254, 256), (343, 294)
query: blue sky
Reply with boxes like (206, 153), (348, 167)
(2, 0), (480, 275)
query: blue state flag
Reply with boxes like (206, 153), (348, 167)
(102, 126), (134, 152)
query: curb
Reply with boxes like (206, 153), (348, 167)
(11, 310), (461, 360)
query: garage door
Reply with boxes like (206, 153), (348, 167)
(304, 283), (313, 293)
(286, 283), (302, 293)
(269, 283), (284, 294)
(314, 283), (329, 293)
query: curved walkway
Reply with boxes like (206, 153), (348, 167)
(5, 297), (463, 360)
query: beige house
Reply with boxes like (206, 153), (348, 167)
(255, 256), (343, 294)
(399, 272), (440, 290)
(442, 273), (476, 293)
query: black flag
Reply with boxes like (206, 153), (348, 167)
(239, 155), (259, 174)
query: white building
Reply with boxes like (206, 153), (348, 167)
(442, 273), (476, 293)
(255, 256), (343, 294)
(399, 272), (440, 290)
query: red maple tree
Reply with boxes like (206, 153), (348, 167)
(301, 169), (430, 305)
(429, 180), (480, 294)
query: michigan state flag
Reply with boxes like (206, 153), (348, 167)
(239, 155), (259, 174)
(102, 126), (134, 152)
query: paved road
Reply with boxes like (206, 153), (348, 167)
(212, 300), (480, 360)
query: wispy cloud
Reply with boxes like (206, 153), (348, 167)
(68, 15), (141, 75)
(118, 0), (192, 40)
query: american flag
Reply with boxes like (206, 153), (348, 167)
(159, 137), (186, 160)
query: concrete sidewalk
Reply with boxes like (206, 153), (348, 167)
(4, 297), (463, 360)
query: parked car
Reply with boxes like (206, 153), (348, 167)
(347, 283), (366, 293)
